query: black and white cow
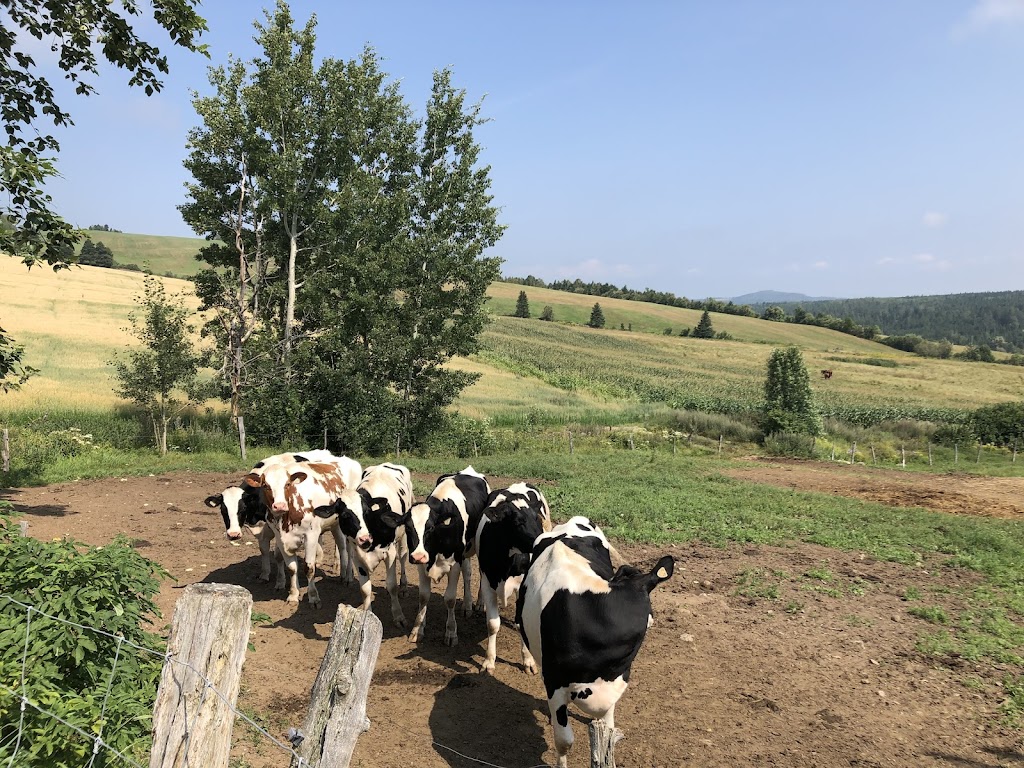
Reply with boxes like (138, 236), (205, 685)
(516, 516), (674, 768)
(317, 462), (413, 628)
(404, 466), (490, 646)
(475, 482), (551, 673)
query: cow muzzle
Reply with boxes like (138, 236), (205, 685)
(272, 501), (288, 513)
(226, 530), (242, 541)
(357, 535), (372, 550)
(411, 551), (429, 565)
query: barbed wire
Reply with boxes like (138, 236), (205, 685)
(0, 593), (560, 768)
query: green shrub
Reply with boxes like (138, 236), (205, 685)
(0, 511), (167, 767)
(659, 409), (761, 443)
(419, 413), (497, 458)
(971, 402), (1024, 447)
(763, 432), (816, 458)
(933, 422), (977, 447)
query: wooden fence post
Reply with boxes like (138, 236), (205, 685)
(1, 428), (9, 473)
(718, 435), (723, 455)
(977, 445), (982, 464)
(296, 604), (384, 768)
(870, 445), (876, 465)
(928, 443), (932, 466)
(150, 583), (252, 768)
(588, 720), (619, 768)
(955, 443), (959, 464)
(850, 442), (857, 464)
(901, 445), (906, 468)
(569, 431), (574, 455)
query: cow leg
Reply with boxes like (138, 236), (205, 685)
(408, 564), (430, 643)
(274, 537), (288, 592)
(396, 528), (410, 588)
(443, 564), (460, 646)
(461, 557), (474, 617)
(547, 688), (574, 768)
(480, 579), (500, 674)
(520, 635), (537, 675)
(331, 527), (354, 584)
(283, 554), (301, 605)
(304, 529), (322, 608)
(257, 526), (274, 582)
(356, 561), (374, 610)
(385, 548), (408, 629)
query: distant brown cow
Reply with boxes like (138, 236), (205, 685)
(821, 369), (833, 379)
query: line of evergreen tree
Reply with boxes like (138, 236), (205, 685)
(501, 275), (759, 317)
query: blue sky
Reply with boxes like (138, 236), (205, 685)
(28, 1), (1024, 300)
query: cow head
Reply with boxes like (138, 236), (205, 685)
(407, 498), (464, 582)
(320, 489), (366, 543)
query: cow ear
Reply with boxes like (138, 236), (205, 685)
(509, 552), (532, 577)
(204, 494), (223, 508)
(313, 502), (336, 519)
(242, 473), (262, 488)
(289, 471), (308, 485)
(645, 555), (675, 592)
(379, 511), (407, 529)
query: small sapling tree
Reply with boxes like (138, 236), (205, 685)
(540, 305), (554, 321)
(762, 346), (821, 436)
(514, 290), (531, 318)
(111, 276), (206, 455)
(588, 302), (606, 328)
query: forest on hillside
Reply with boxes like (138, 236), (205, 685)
(750, 292), (1024, 352)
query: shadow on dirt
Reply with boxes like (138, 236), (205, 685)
(1, 493), (73, 518)
(428, 671), (549, 768)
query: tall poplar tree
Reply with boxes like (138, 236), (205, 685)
(181, 2), (504, 453)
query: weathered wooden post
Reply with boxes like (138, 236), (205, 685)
(870, 445), (876, 465)
(1014, 441), (1018, 463)
(718, 435), (723, 455)
(850, 442), (857, 464)
(977, 445), (983, 464)
(928, 443), (933, 466)
(955, 443), (959, 464)
(901, 445), (906, 468)
(569, 430), (574, 455)
(588, 720), (619, 768)
(150, 584), (252, 768)
(296, 604), (383, 768)
(1, 427), (9, 473)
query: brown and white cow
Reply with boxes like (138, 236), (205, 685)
(404, 467), (490, 646)
(246, 455), (362, 607)
(475, 482), (551, 673)
(204, 450), (335, 582)
(316, 462), (413, 629)
(516, 517), (674, 768)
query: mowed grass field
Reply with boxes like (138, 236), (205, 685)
(3, 250), (1023, 419)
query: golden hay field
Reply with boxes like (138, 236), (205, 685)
(2, 254), (1022, 418)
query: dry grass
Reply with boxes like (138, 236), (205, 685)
(1, 255), (199, 409)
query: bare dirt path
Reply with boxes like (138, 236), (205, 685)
(4, 463), (1024, 767)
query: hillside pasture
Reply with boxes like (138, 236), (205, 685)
(4, 254), (1024, 424)
(74, 231), (208, 276)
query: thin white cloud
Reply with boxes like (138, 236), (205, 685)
(811, 260), (828, 270)
(913, 253), (936, 263)
(922, 211), (947, 228)
(954, 0), (1024, 36)
(877, 257), (897, 266)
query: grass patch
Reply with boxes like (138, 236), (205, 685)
(908, 605), (949, 624)
(733, 568), (783, 600)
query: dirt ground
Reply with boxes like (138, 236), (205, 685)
(5, 459), (1024, 767)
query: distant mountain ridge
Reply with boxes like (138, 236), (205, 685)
(730, 290), (839, 304)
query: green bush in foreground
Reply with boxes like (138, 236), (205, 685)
(0, 508), (167, 767)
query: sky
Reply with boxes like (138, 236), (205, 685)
(21, 0), (1024, 300)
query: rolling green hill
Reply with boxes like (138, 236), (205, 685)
(5, 252), (1019, 429)
(76, 230), (207, 277)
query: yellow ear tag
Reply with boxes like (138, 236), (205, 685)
(656, 567), (669, 579)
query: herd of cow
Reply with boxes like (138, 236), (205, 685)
(203, 450), (675, 767)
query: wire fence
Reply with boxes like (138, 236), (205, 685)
(0, 593), (559, 768)
(0, 593), (303, 768)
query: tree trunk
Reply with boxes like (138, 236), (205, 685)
(150, 584), (252, 768)
(237, 414), (247, 463)
(285, 227), (298, 361)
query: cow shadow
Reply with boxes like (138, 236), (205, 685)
(0, 492), (72, 519)
(428, 671), (549, 768)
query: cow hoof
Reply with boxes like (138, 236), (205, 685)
(286, 595), (300, 605)
(394, 617), (408, 630)
(524, 661), (537, 675)
(444, 632), (458, 647)
(256, 574), (271, 583)
(408, 630), (424, 643)
(462, 605), (474, 618)
(480, 661), (495, 675)
(308, 595), (322, 609)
